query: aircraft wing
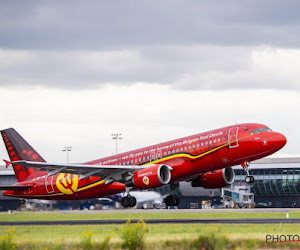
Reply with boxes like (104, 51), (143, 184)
(11, 160), (145, 183)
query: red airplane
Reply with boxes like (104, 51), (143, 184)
(0, 123), (286, 207)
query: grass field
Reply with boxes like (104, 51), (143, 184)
(1, 211), (300, 249)
(0, 209), (299, 221)
(1, 223), (300, 249)
(0, 223), (299, 241)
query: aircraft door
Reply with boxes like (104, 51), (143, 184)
(150, 152), (156, 162)
(45, 175), (55, 193)
(156, 149), (162, 159)
(228, 127), (239, 148)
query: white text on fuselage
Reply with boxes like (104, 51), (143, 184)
(96, 131), (224, 165)
(138, 171), (153, 177)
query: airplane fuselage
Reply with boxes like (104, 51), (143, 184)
(3, 123), (286, 200)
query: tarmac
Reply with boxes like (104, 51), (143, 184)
(1, 208), (300, 225)
(1, 218), (300, 225)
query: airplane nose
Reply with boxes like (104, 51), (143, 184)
(274, 132), (287, 149)
(278, 133), (287, 148)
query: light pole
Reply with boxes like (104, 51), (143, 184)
(111, 133), (122, 154)
(62, 146), (72, 163)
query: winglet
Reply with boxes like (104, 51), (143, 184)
(3, 159), (11, 169)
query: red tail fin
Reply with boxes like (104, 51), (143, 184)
(1, 128), (46, 182)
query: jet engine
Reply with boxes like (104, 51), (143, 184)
(191, 167), (235, 189)
(126, 164), (172, 189)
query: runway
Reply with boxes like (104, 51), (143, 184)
(1, 218), (300, 225)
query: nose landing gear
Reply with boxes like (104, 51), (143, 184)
(241, 161), (255, 184)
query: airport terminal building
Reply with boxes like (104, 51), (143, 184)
(1, 157), (300, 210)
(233, 157), (300, 208)
(173, 157), (300, 208)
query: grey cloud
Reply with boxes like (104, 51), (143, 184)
(1, 1), (300, 91)
(0, 45), (299, 91)
(0, 46), (251, 88)
(1, 1), (300, 50)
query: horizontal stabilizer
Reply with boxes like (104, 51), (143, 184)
(3, 159), (11, 169)
(0, 185), (32, 191)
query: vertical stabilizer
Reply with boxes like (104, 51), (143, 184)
(1, 128), (46, 182)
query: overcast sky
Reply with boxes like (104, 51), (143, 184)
(0, 1), (299, 163)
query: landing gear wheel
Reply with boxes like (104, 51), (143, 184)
(245, 176), (251, 183)
(165, 195), (174, 206)
(121, 196), (137, 208)
(245, 175), (255, 184)
(129, 196), (137, 207)
(249, 176), (255, 183)
(165, 195), (180, 206)
(121, 197), (130, 208)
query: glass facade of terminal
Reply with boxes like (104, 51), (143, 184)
(234, 168), (300, 196)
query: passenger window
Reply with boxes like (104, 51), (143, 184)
(184, 146), (187, 150)
(193, 144), (196, 149)
(201, 142), (204, 146)
(250, 129), (255, 135)
(213, 139), (216, 143)
(188, 145), (191, 149)
(172, 149), (175, 153)
(176, 148), (179, 152)
(209, 140), (212, 144)
(180, 147), (183, 151)
(218, 138), (220, 142)
(197, 143), (199, 147)
(131, 160), (134, 164)
(205, 141), (208, 145)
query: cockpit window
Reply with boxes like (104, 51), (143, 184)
(254, 127), (272, 134)
(262, 127), (272, 132)
(256, 128), (263, 134)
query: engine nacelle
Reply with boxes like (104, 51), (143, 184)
(191, 167), (235, 189)
(128, 164), (172, 189)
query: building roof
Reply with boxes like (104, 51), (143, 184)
(252, 157), (300, 164)
(0, 169), (14, 175)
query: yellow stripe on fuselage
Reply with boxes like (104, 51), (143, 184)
(143, 134), (250, 166)
(143, 141), (230, 165)
(9, 180), (105, 198)
(76, 180), (105, 192)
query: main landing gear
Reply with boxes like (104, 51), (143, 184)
(165, 195), (180, 207)
(165, 184), (180, 207)
(121, 195), (137, 208)
(241, 161), (255, 184)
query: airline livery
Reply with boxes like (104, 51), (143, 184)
(0, 123), (286, 207)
